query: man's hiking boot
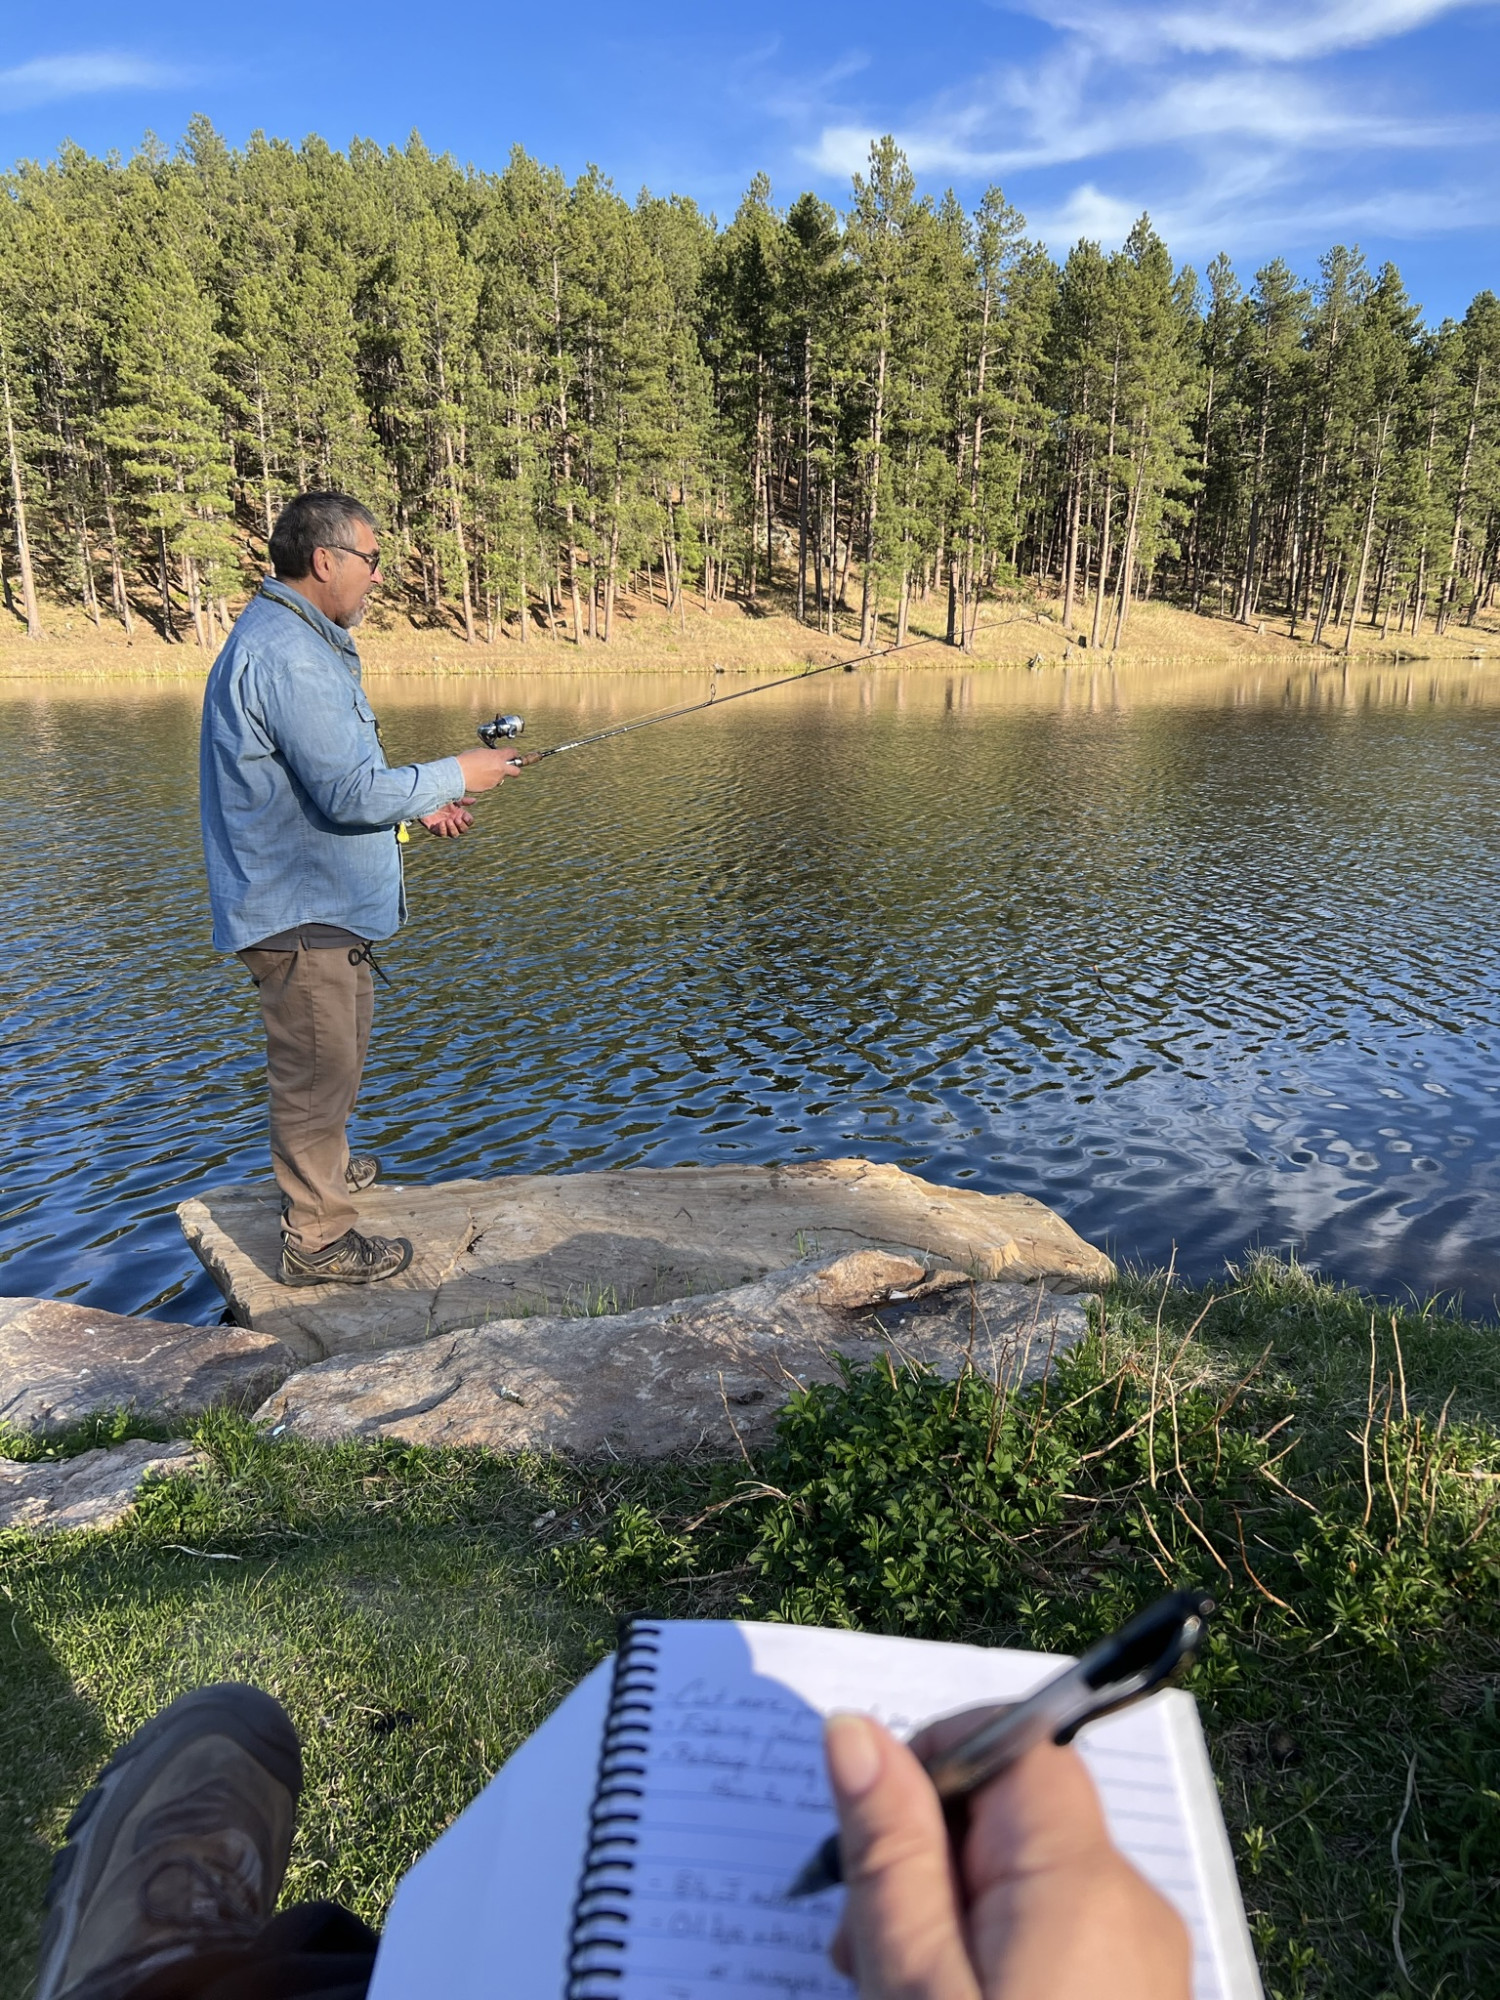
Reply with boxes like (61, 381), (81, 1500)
(279, 1228), (413, 1287)
(35, 1684), (300, 2000)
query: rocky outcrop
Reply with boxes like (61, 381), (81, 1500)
(254, 1250), (1091, 1459)
(180, 1159), (1114, 1363)
(0, 1297), (295, 1438)
(0, 1440), (203, 1534)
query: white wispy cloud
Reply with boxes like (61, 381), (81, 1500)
(796, 0), (1493, 256)
(0, 52), (189, 113)
(1024, 175), (1498, 260)
(1021, 0), (1482, 65)
(810, 64), (1482, 178)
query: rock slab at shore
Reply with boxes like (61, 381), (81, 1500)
(0, 1440), (203, 1534)
(180, 1159), (1114, 1363)
(256, 1249), (1091, 1459)
(0, 1297), (296, 1437)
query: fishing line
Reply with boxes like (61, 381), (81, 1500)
(476, 615), (1040, 762)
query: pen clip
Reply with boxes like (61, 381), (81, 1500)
(923, 1590), (1214, 1799)
(1053, 1589), (1214, 1743)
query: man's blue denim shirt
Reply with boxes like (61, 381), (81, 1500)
(200, 581), (466, 951)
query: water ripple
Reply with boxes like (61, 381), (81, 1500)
(5, 664), (1500, 1318)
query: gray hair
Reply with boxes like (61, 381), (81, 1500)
(269, 492), (380, 579)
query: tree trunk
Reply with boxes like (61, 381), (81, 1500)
(797, 329), (812, 624)
(78, 522), (101, 627)
(1110, 469), (1144, 650)
(185, 551), (207, 649)
(157, 524), (177, 641)
(1466, 540), (1494, 624)
(826, 476), (839, 633)
(965, 574), (983, 651)
(1343, 410), (1391, 652)
(604, 482), (621, 644)
(255, 375), (274, 538)
(765, 428), (776, 594)
(1089, 490), (1115, 651)
(1087, 346), (1121, 650)
(860, 325), (889, 647)
(1060, 469), (1082, 631)
(551, 255), (583, 645)
(1311, 561), (1335, 647)
(1188, 360), (1215, 614)
(1, 350), (42, 640)
(1442, 361), (1485, 637)
(813, 483), (825, 621)
(961, 277), (993, 653)
(100, 468), (134, 638)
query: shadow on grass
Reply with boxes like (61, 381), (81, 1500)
(0, 1589), (106, 1994)
(0, 1433), (626, 1973)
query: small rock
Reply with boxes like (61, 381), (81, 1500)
(0, 1297), (294, 1438)
(812, 1250), (964, 1309)
(1267, 1727), (1302, 1769)
(0, 1441), (203, 1535)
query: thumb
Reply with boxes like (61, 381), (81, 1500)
(823, 1714), (979, 2000)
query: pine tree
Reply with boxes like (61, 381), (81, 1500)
(1, 121), (1498, 653)
(101, 159), (236, 644)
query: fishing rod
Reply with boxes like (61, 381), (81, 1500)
(476, 625), (1005, 762)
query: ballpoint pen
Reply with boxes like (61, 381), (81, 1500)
(786, 1588), (1215, 1898)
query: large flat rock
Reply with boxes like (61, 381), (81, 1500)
(0, 1297), (296, 1437)
(181, 1159), (1114, 1364)
(255, 1250), (1092, 1459)
(0, 1440), (204, 1534)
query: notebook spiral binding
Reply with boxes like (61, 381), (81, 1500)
(566, 1618), (663, 1997)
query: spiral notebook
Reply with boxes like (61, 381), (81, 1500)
(368, 1618), (1262, 2000)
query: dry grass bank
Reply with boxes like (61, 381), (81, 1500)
(4, 581), (1499, 682)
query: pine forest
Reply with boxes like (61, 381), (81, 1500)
(3, 118), (1499, 653)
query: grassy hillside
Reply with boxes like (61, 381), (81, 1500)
(5, 579), (1499, 682)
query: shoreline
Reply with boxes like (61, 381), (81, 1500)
(5, 587), (1497, 682)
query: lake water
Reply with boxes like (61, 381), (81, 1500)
(4, 657), (1500, 1323)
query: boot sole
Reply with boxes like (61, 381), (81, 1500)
(35, 1686), (301, 2000)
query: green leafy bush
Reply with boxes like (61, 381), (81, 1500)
(554, 1273), (1500, 1999)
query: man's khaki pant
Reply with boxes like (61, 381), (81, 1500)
(238, 945), (374, 1254)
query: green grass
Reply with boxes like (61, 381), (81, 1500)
(2, 1255), (1497, 1999)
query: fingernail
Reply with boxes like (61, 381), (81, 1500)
(825, 1713), (882, 1799)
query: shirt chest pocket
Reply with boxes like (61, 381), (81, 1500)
(352, 688), (383, 745)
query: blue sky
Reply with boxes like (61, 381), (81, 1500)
(4, 1), (1498, 322)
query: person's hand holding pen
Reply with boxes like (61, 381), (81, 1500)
(825, 1710), (1191, 2000)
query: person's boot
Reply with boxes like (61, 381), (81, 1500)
(35, 1684), (301, 2000)
(279, 1228), (413, 1287)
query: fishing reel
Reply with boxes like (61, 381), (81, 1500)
(477, 714), (525, 748)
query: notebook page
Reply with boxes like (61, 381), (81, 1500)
(368, 1660), (611, 2000)
(610, 1621), (851, 1997)
(601, 1620), (1256, 2000)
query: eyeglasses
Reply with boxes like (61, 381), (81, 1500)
(325, 544), (381, 573)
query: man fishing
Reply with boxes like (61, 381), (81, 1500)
(200, 492), (520, 1287)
